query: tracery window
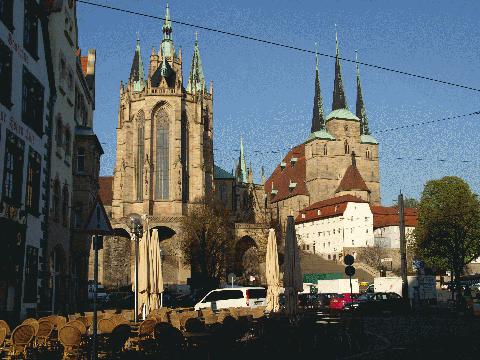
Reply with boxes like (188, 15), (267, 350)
(136, 112), (145, 201)
(155, 109), (169, 200)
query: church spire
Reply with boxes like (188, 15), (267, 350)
(311, 44), (325, 133)
(187, 32), (206, 93)
(236, 137), (247, 183)
(129, 34), (146, 92)
(332, 26), (348, 111)
(161, 3), (174, 58)
(355, 51), (370, 135)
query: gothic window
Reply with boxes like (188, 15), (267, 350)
(52, 179), (60, 222)
(366, 148), (371, 159)
(0, 0), (14, 30)
(77, 147), (85, 173)
(344, 140), (350, 154)
(73, 204), (83, 229)
(64, 128), (71, 160)
(155, 109), (169, 200)
(0, 38), (12, 108)
(24, 0), (38, 58)
(62, 184), (69, 227)
(136, 112), (145, 201)
(323, 144), (328, 156)
(22, 67), (44, 136)
(3, 131), (25, 207)
(26, 148), (41, 215)
(56, 116), (63, 148)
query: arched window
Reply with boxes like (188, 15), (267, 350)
(323, 144), (328, 155)
(155, 109), (169, 200)
(366, 148), (371, 159)
(62, 184), (69, 227)
(53, 178), (60, 221)
(344, 140), (350, 154)
(136, 111), (145, 201)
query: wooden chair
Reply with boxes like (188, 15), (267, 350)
(168, 312), (181, 330)
(58, 325), (82, 359)
(98, 319), (116, 334)
(22, 318), (39, 336)
(204, 313), (218, 325)
(110, 314), (128, 326)
(66, 320), (87, 336)
(107, 324), (131, 354)
(138, 319), (156, 338)
(0, 320), (11, 336)
(0, 327), (7, 354)
(36, 320), (54, 346)
(200, 308), (214, 317)
(75, 316), (90, 330)
(9, 324), (35, 358)
(251, 307), (266, 319)
(48, 315), (66, 330)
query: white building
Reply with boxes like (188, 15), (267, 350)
(0, 0), (55, 320)
(371, 206), (417, 249)
(295, 195), (374, 261)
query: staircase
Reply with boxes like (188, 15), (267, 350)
(300, 251), (374, 284)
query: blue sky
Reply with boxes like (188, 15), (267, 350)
(77, 0), (480, 205)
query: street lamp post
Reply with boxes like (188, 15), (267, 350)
(127, 213), (143, 323)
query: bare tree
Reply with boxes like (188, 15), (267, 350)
(180, 196), (233, 289)
(358, 244), (389, 272)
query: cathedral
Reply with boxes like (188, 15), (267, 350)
(95, 4), (380, 292)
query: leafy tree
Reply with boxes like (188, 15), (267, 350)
(394, 196), (419, 209)
(180, 196), (234, 290)
(413, 176), (480, 300)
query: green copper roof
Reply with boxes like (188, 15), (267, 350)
(214, 165), (235, 179)
(187, 33), (206, 93)
(355, 51), (371, 135)
(326, 108), (360, 122)
(129, 36), (146, 92)
(161, 3), (174, 58)
(306, 130), (336, 142)
(332, 29), (348, 111)
(360, 134), (378, 144)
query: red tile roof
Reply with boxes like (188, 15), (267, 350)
(295, 195), (367, 224)
(98, 176), (113, 206)
(371, 206), (417, 228)
(336, 165), (370, 193)
(80, 56), (88, 76)
(264, 144), (308, 203)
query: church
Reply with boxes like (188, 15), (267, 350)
(95, 4), (381, 292)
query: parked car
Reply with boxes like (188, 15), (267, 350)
(329, 293), (359, 311)
(344, 292), (410, 314)
(194, 287), (266, 311)
(319, 293), (339, 307)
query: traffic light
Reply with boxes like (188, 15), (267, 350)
(344, 254), (355, 277)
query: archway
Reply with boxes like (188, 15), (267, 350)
(234, 236), (259, 282)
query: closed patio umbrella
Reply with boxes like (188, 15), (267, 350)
(138, 229), (150, 316)
(265, 228), (281, 312)
(147, 229), (164, 312)
(283, 216), (303, 318)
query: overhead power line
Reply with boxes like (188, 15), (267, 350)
(77, 0), (480, 93)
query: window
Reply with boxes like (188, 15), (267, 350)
(344, 140), (350, 154)
(77, 148), (85, 172)
(306, 245), (310, 250)
(155, 109), (169, 200)
(67, 67), (73, 91)
(136, 112), (145, 201)
(62, 184), (69, 227)
(323, 144), (327, 155)
(22, 67), (44, 136)
(23, 246), (38, 302)
(366, 229), (369, 233)
(64, 128), (71, 160)
(73, 203), (83, 229)
(0, 0), (14, 30)
(59, 52), (67, 83)
(0, 39), (13, 107)
(328, 242), (330, 247)
(333, 229), (335, 234)
(352, 240), (355, 246)
(75, 88), (88, 126)
(323, 243), (325, 248)
(56, 116), (63, 148)
(25, 148), (41, 214)
(52, 179), (60, 221)
(366, 148), (371, 159)
(3, 131), (25, 206)
(328, 255), (331, 260)
(24, 0), (38, 59)
(351, 228), (354, 233)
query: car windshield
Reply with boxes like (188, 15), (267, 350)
(357, 293), (373, 301)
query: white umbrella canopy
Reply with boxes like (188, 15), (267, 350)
(265, 228), (281, 312)
(138, 229), (150, 315)
(147, 229), (164, 312)
(283, 216), (303, 318)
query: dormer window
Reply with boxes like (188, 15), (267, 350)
(317, 209), (321, 216)
(271, 182), (278, 196)
(288, 180), (297, 191)
(301, 213), (305, 219)
(280, 161), (286, 170)
(290, 157), (297, 166)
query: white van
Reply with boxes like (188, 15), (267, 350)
(194, 287), (267, 311)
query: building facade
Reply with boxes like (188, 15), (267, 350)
(265, 35), (380, 231)
(0, 0), (55, 320)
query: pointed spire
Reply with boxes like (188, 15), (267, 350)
(311, 42), (325, 133)
(355, 51), (370, 135)
(332, 25), (348, 111)
(261, 166), (266, 185)
(237, 137), (247, 183)
(187, 32), (206, 93)
(248, 162), (253, 184)
(161, 3), (174, 58)
(129, 34), (146, 92)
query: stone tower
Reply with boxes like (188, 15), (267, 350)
(304, 33), (380, 205)
(111, 4), (214, 219)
